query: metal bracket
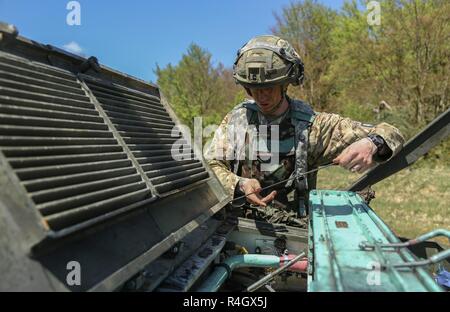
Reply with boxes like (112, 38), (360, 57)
(359, 229), (450, 268)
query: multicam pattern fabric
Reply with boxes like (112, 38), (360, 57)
(206, 99), (405, 198)
(205, 99), (314, 196)
(233, 35), (304, 87)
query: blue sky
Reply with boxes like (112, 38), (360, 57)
(0, 0), (344, 83)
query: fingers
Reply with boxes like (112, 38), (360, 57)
(350, 157), (374, 173)
(346, 156), (361, 170)
(242, 179), (266, 206)
(347, 158), (368, 172)
(241, 179), (277, 207)
(336, 151), (358, 169)
(334, 146), (353, 167)
(351, 164), (361, 173)
(356, 161), (375, 173)
(246, 190), (277, 207)
(261, 190), (277, 204)
(333, 152), (343, 164)
(246, 193), (267, 207)
(334, 139), (376, 173)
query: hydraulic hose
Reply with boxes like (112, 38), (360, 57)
(196, 254), (307, 292)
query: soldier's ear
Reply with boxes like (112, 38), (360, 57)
(244, 87), (253, 97)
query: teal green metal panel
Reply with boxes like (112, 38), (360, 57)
(307, 190), (442, 292)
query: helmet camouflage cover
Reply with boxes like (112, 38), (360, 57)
(233, 35), (304, 88)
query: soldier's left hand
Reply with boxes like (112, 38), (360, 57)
(333, 138), (377, 173)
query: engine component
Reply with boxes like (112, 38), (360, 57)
(308, 190), (446, 292)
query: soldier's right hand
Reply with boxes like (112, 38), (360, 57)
(240, 178), (277, 207)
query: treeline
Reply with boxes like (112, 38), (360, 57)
(156, 0), (449, 161)
(155, 44), (244, 130)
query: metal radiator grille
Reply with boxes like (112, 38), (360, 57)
(0, 52), (152, 233)
(82, 76), (210, 195)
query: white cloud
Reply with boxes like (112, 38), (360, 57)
(62, 41), (84, 56)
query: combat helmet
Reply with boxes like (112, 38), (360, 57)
(233, 35), (304, 89)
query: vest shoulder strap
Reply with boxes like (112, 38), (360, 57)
(242, 101), (259, 112)
(290, 99), (316, 124)
(235, 99), (316, 125)
(236, 101), (259, 125)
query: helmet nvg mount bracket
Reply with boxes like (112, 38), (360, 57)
(233, 35), (304, 89)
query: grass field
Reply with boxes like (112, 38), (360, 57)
(316, 159), (450, 248)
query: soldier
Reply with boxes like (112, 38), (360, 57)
(205, 35), (404, 226)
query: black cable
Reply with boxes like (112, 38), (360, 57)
(230, 162), (336, 203)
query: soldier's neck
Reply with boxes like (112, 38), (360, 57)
(265, 97), (289, 120)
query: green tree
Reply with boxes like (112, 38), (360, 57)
(327, 0), (450, 132)
(155, 43), (244, 131)
(272, 0), (338, 110)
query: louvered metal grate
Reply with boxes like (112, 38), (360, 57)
(0, 52), (153, 233)
(82, 76), (210, 196)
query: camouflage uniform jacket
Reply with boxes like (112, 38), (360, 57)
(205, 98), (405, 200)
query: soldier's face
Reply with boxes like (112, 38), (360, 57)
(249, 86), (282, 114)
